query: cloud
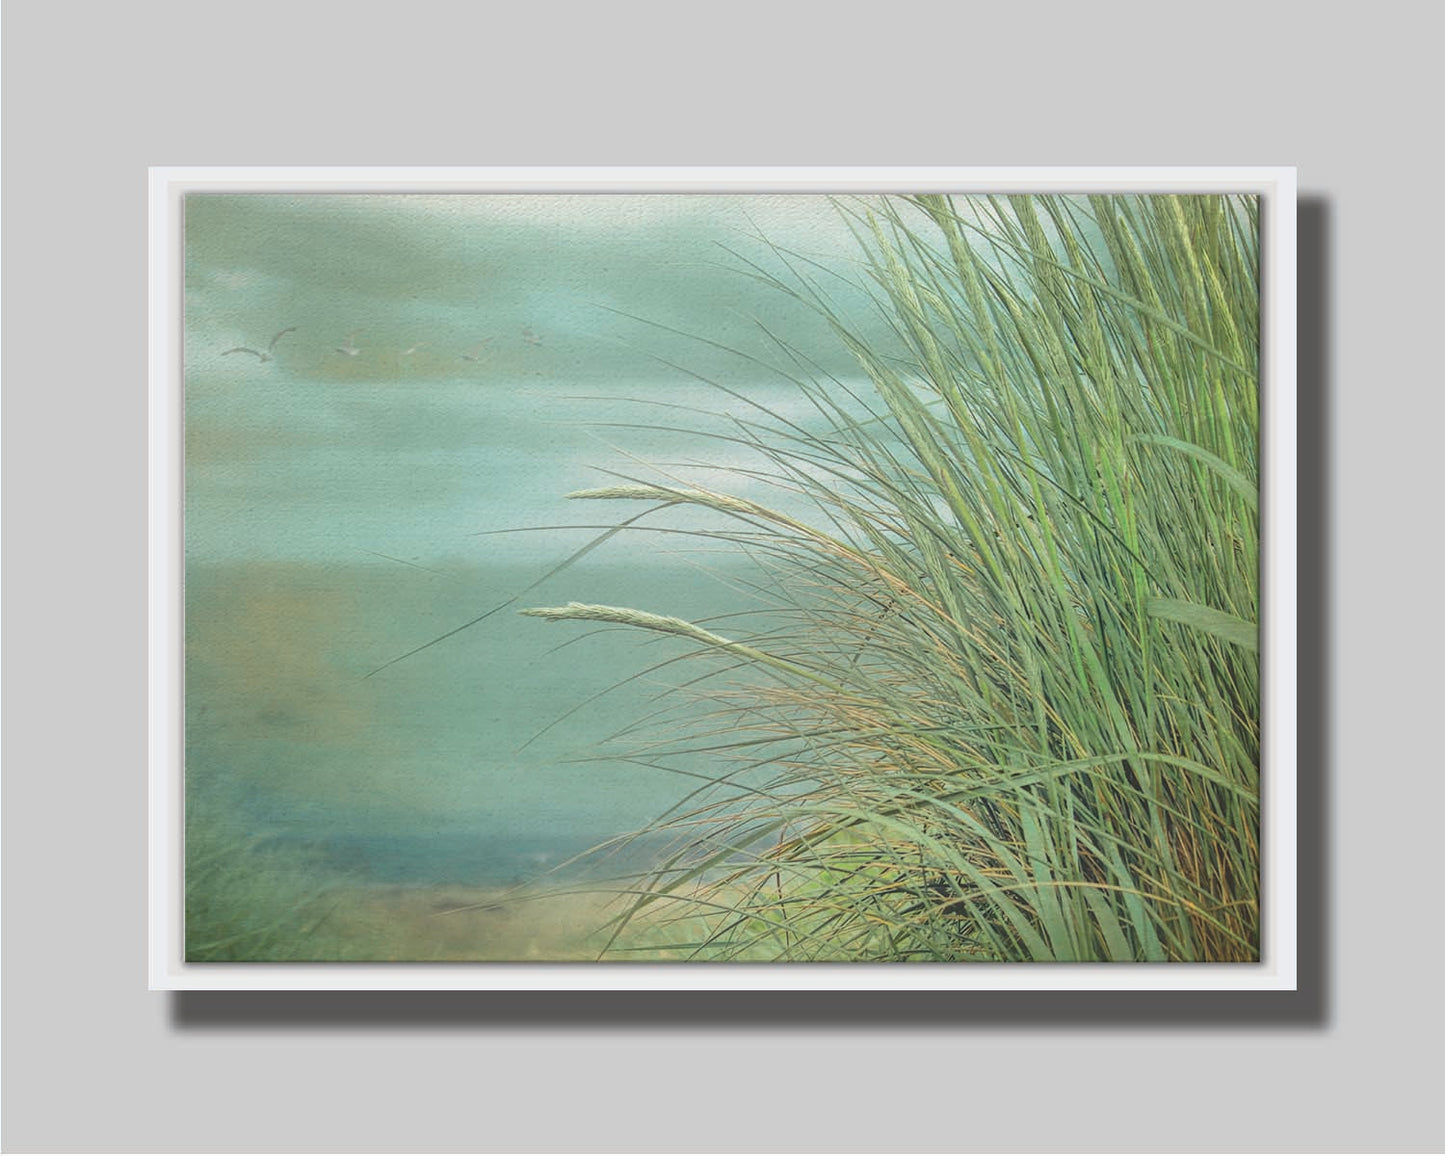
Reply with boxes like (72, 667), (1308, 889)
(183, 194), (911, 564)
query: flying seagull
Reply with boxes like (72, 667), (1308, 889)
(335, 331), (362, 357)
(521, 326), (543, 347)
(221, 326), (297, 363)
(401, 342), (428, 356)
(460, 339), (493, 363)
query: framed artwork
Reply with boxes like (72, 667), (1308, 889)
(149, 167), (1296, 989)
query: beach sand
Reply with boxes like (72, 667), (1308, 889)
(307, 882), (633, 961)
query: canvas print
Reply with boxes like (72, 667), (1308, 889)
(182, 190), (1261, 963)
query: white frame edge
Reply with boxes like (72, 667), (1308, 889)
(148, 166), (1298, 992)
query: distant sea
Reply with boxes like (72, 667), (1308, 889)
(185, 556), (758, 888)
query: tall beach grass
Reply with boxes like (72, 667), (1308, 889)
(526, 194), (1260, 962)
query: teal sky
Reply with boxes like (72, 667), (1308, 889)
(184, 194), (891, 567)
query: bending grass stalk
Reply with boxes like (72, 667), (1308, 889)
(519, 602), (844, 692)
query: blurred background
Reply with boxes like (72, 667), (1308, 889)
(184, 193), (885, 895)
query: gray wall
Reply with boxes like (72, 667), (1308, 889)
(4, 2), (1438, 1151)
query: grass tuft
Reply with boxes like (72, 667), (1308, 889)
(527, 193), (1260, 963)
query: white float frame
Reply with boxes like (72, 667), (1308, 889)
(149, 166), (1297, 991)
